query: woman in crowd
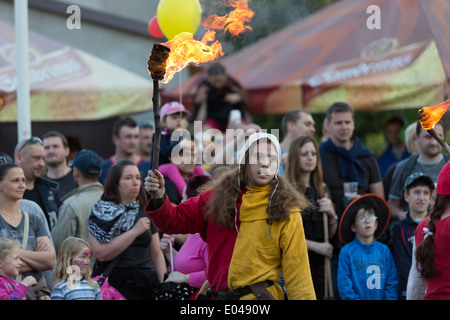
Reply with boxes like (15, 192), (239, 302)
(0, 162), (55, 300)
(88, 160), (166, 300)
(285, 135), (337, 299)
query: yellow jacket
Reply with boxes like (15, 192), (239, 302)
(228, 185), (316, 300)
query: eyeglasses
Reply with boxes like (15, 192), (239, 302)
(18, 136), (43, 152)
(355, 214), (378, 223)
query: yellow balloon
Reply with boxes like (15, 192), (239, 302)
(157, 0), (202, 40)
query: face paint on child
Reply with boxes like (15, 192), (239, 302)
(73, 247), (91, 276)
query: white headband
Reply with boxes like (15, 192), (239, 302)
(236, 132), (281, 171)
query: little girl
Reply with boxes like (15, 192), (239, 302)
(155, 101), (191, 166)
(51, 237), (102, 300)
(0, 237), (37, 300)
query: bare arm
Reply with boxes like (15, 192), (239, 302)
(149, 232), (166, 283)
(369, 181), (385, 199)
(90, 217), (151, 262)
(406, 241), (426, 300)
(388, 198), (407, 221)
(305, 240), (333, 259)
(19, 236), (55, 273)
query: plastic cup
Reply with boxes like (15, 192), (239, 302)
(343, 182), (358, 197)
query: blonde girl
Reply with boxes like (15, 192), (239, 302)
(51, 237), (101, 300)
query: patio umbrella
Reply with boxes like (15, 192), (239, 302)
(0, 20), (153, 122)
(161, 0), (450, 114)
(0, 20), (154, 157)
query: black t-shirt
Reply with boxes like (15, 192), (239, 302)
(302, 187), (325, 266)
(44, 171), (76, 200)
(24, 187), (44, 208)
(23, 187), (48, 226)
(164, 177), (181, 205)
(93, 208), (158, 275)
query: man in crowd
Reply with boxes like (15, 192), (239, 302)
(279, 109), (316, 174)
(42, 131), (76, 200)
(14, 137), (60, 230)
(99, 116), (150, 184)
(388, 121), (448, 221)
(377, 116), (410, 178)
(137, 121), (154, 162)
(51, 149), (103, 252)
(319, 102), (384, 226)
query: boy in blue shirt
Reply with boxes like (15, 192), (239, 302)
(337, 194), (398, 300)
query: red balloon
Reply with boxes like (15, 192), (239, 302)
(148, 16), (164, 38)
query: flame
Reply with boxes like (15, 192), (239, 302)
(160, 0), (254, 84)
(418, 99), (450, 130)
(202, 0), (255, 36)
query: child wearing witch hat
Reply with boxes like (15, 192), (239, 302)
(337, 194), (398, 300)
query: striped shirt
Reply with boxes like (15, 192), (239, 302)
(51, 278), (102, 300)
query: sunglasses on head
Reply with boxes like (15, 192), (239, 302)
(19, 136), (43, 152)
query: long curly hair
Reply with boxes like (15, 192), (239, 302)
(415, 194), (450, 279)
(206, 150), (311, 229)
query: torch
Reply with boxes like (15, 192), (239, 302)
(418, 99), (450, 157)
(147, 44), (170, 197)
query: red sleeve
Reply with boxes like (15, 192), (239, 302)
(144, 191), (211, 237)
(145, 189), (241, 292)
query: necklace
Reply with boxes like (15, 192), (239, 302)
(0, 209), (22, 227)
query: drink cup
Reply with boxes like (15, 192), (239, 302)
(343, 182), (358, 197)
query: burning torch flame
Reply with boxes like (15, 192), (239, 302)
(159, 0), (254, 84)
(418, 99), (450, 130)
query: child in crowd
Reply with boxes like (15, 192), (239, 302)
(392, 172), (434, 300)
(337, 194), (398, 300)
(153, 101), (191, 167)
(51, 237), (102, 300)
(0, 238), (37, 300)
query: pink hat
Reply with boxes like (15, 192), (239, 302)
(436, 161), (450, 196)
(160, 101), (191, 119)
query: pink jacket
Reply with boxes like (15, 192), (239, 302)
(173, 233), (208, 289)
(0, 275), (28, 300)
(158, 163), (205, 198)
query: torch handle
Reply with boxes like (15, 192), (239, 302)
(151, 79), (162, 199)
(428, 128), (450, 157)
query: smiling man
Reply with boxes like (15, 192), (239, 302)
(388, 121), (447, 221)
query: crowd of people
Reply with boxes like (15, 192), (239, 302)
(1, 63), (450, 301)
